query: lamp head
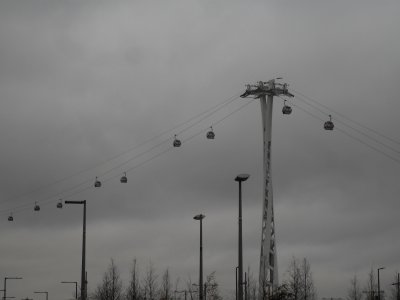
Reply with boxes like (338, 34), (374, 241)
(193, 214), (205, 220)
(235, 174), (250, 182)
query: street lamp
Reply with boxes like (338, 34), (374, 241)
(61, 281), (78, 300)
(194, 214), (205, 300)
(234, 174), (250, 300)
(378, 267), (385, 300)
(65, 200), (87, 300)
(3, 277), (22, 300)
(34, 292), (48, 300)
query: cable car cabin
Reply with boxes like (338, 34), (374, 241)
(173, 135), (181, 147)
(94, 177), (102, 187)
(206, 129), (215, 139)
(8, 215), (13, 221)
(324, 115), (334, 130)
(282, 100), (292, 115)
(120, 174), (128, 183)
(282, 105), (292, 115)
(34, 203), (40, 211)
(57, 201), (63, 209)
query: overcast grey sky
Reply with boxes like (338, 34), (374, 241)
(0, 1), (399, 299)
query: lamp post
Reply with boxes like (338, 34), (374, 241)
(34, 292), (48, 300)
(235, 174), (250, 300)
(378, 267), (385, 300)
(193, 214), (205, 300)
(65, 200), (87, 300)
(3, 277), (22, 300)
(61, 281), (78, 299)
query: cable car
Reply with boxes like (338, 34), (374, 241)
(120, 172), (128, 183)
(57, 199), (63, 209)
(173, 135), (181, 147)
(324, 115), (334, 130)
(94, 177), (102, 188)
(34, 202), (40, 211)
(8, 214), (13, 222)
(206, 127), (215, 139)
(282, 100), (292, 115)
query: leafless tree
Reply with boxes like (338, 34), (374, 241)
(160, 268), (172, 300)
(143, 260), (158, 300)
(300, 258), (316, 300)
(92, 258), (123, 300)
(347, 275), (362, 300)
(284, 257), (316, 300)
(364, 267), (377, 300)
(285, 257), (302, 300)
(126, 259), (142, 300)
(204, 271), (222, 300)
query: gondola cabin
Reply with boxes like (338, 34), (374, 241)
(173, 135), (181, 147)
(324, 115), (334, 130)
(34, 203), (40, 211)
(57, 201), (63, 209)
(8, 214), (13, 221)
(282, 101), (292, 115)
(94, 177), (102, 187)
(206, 127), (215, 139)
(120, 173), (128, 183)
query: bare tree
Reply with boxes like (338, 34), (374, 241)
(300, 258), (316, 300)
(126, 259), (141, 300)
(160, 268), (172, 300)
(204, 271), (222, 300)
(93, 258), (123, 300)
(364, 267), (377, 300)
(285, 257), (302, 300)
(347, 275), (362, 300)
(143, 260), (158, 300)
(247, 269), (258, 300)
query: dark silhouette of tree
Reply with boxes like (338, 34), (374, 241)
(126, 259), (142, 300)
(364, 267), (377, 300)
(93, 258), (123, 300)
(143, 260), (158, 300)
(347, 275), (362, 300)
(284, 257), (316, 300)
(160, 268), (172, 300)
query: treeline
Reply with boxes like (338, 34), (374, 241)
(347, 268), (399, 300)
(90, 258), (222, 300)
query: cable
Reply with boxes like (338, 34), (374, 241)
(0, 92), (254, 217)
(290, 87), (400, 146)
(0, 91), (241, 208)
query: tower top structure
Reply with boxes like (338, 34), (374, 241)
(240, 79), (294, 99)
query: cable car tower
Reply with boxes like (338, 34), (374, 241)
(240, 79), (293, 299)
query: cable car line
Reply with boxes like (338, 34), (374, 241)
(0, 94), (252, 218)
(290, 101), (400, 165)
(291, 92), (400, 155)
(291, 87), (400, 146)
(0, 91), (242, 209)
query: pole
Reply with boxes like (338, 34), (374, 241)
(194, 214), (205, 300)
(378, 267), (384, 300)
(82, 201), (86, 300)
(238, 180), (243, 300)
(236, 267), (238, 300)
(3, 278), (5, 300)
(65, 200), (87, 300)
(199, 217), (203, 300)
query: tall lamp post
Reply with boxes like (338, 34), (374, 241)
(65, 200), (87, 300)
(193, 214), (205, 300)
(34, 291), (48, 300)
(235, 174), (250, 300)
(61, 281), (78, 299)
(378, 267), (385, 300)
(3, 277), (22, 300)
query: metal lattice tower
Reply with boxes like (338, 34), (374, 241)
(240, 79), (293, 299)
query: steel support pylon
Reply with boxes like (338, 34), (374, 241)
(240, 80), (293, 300)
